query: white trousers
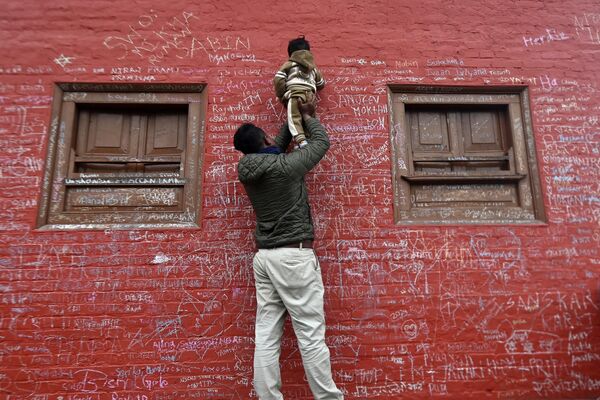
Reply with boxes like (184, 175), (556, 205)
(253, 247), (344, 400)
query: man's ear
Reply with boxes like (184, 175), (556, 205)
(264, 134), (275, 146)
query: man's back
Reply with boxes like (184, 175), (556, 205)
(237, 118), (330, 248)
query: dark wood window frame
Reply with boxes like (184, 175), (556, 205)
(389, 85), (545, 225)
(37, 83), (206, 230)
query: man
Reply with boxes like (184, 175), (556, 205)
(234, 95), (344, 400)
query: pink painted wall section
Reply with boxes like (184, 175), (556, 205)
(1, 0), (599, 398)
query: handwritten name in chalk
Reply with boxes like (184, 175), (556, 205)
(333, 85), (370, 93)
(327, 94), (382, 108)
(523, 29), (570, 47)
(395, 59), (419, 68)
(112, 394), (148, 400)
(574, 12), (600, 45)
(103, 10), (198, 64)
(383, 68), (415, 76)
(208, 52), (263, 65)
(351, 104), (388, 117)
(340, 57), (387, 66)
(426, 57), (464, 67)
(103, 10), (258, 66)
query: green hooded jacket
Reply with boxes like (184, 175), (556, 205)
(237, 118), (330, 248)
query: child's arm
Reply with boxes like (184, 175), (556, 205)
(273, 62), (292, 101)
(314, 68), (325, 90)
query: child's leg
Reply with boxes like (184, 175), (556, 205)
(287, 94), (307, 146)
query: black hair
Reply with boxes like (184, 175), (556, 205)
(287, 36), (310, 56)
(233, 123), (265, 154)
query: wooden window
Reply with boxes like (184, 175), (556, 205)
(390, 85), (545, 224)
(37, 83), (206, 229)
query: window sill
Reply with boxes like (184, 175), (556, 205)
(401, 174), (526, 183)
(35, 222), (201, 231)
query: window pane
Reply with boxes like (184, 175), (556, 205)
(462, 107), (508, 153)
(145, 110), (186, 157)
(76, 108), (134, 156)
(408, 109), (450, 153)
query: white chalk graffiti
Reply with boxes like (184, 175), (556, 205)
(53, 54), (75, 68)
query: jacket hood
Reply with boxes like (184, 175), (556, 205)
(289, 50), (316, 71)
(237, 154), (279, 184)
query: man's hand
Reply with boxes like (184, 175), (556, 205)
(298, 93), (316, 122)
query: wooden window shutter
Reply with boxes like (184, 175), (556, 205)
(390, 85), (545, 224)
(37, 83), (206, 230)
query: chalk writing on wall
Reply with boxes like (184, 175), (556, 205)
(574, 12), (600, 44)
(1, 1), (600, 399)
(103, 10), (263, 66)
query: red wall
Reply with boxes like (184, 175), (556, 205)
(1, 1), (599, 398)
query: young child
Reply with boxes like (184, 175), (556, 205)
(274, 36), (325, 148)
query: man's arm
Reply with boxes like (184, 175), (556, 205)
(273, 123), (293, 150)
(282, 96), (330, 178)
